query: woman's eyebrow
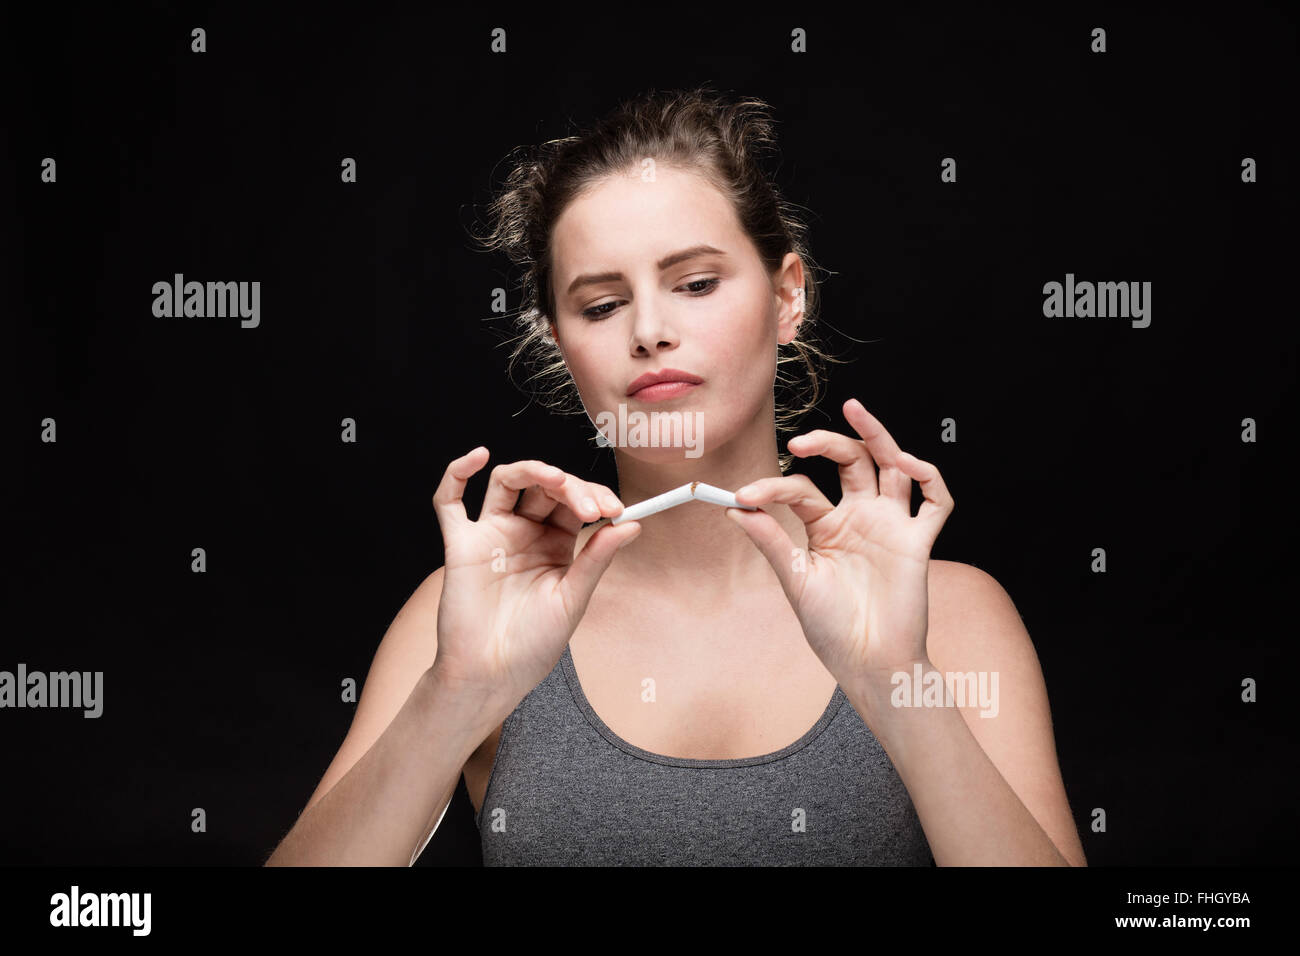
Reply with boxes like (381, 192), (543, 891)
(565, 244), (728, 297)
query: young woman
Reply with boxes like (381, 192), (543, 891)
(266, 87), (1087, 867)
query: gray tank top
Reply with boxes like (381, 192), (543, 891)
(475, 644), (934, 865)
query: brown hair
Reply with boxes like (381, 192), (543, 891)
(471, 85), (842, 472)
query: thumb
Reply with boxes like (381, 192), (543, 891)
(556, 521), (641, 622)
(725, 507), (801, 599)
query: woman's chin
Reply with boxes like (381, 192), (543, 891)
(610, 442), (707, 465)
(591, 401), (711, 461)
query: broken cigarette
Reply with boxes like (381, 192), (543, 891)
(611, 480), (758, 524)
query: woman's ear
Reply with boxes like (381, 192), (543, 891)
(777, 298), (804, 344)
(775, 253), (805, 345)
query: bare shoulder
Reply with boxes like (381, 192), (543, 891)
(367, 565), (448, 683)
(300, 565), (447, 815)
(927, 558), (998, 603)
(352, 565), (446, 706)
(356, 563), (447, 707)
(925, 560), (1021, 646)
(921, 560), (1089, 866)
(388, 565), (445, 636)
(924, 559), (1042, 677)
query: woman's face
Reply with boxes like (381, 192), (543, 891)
(547, 164), (803, 461)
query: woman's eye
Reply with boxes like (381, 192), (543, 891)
(682, 277), (721, 295)
(579, 277), (720, 321)
(581, 301), (620, 320)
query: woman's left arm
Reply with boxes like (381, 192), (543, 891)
(852, 560), (1088, 867)
(727, 398), (1087, 867)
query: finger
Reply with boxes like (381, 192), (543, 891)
(841, 398), (912, 505)
(733, 474), (835, 526)
(489, 464), (624, 525)
(481, 460), (567, 517)
(555, 521), (642, 621)
(541, 500), (585, 536)
(543, 473), (624, 522)
(582, 481), (626, 521)
(432, 446), (491, 530)
(559, 477), (625, 524)
(514, 483), (561, 524)
(787, 428), (878, 497)
(724, 507), (802, 600)
(896, 451), (955, 537)
(515, 478), (622, 532)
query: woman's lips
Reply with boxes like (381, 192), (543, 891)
(629, 381), (699, 402)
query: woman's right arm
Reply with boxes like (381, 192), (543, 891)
(264, 448), (638, 866)
(263, 567), (508, 867)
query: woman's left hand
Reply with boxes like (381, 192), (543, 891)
(727, 398), (955, 691)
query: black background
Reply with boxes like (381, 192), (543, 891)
(3, 6), (1295, 866)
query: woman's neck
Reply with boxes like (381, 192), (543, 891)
(605, 428), (809, 600)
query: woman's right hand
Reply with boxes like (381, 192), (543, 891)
(427, 446), (640, 717)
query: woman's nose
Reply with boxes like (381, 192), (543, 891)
(628, 304), (678, 354)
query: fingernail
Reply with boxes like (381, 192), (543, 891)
(603, 494), (622, 511)
(735, 485), (754, 498)
(582, 497), (598, 515)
